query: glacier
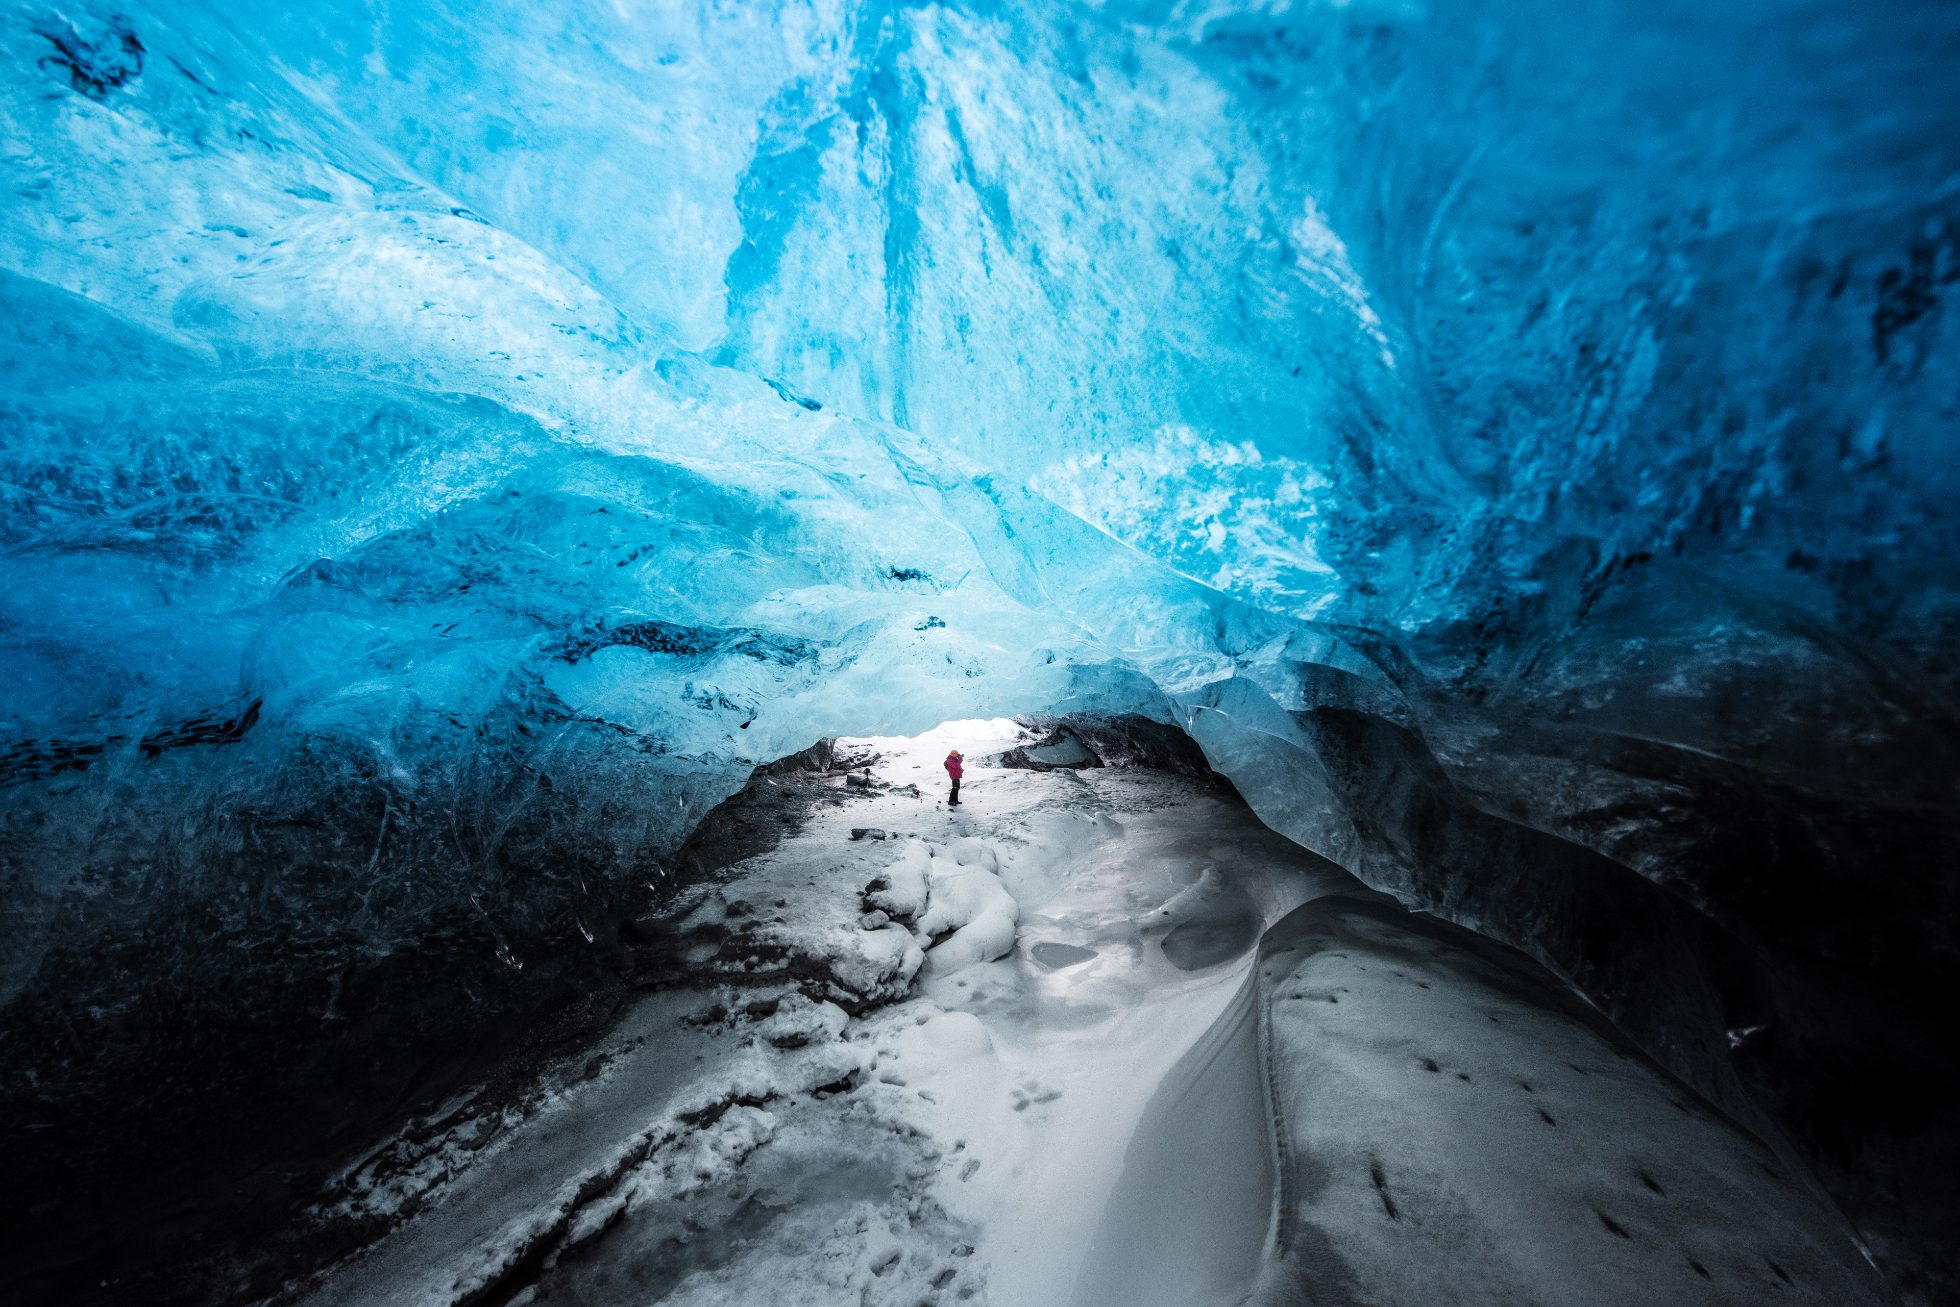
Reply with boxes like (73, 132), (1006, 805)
(0, 0), (1955, 1302)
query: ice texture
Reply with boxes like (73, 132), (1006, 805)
(0, 0), (1956, 1297)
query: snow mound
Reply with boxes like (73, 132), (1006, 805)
(865, 843), (933, 920)
(917, 861), (1020, 976)
(864, 838), (1019, 977)
(838, 924), (927, 999)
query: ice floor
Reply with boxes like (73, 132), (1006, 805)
(286, 724), (1884, 1307)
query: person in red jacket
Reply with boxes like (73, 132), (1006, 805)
(944, 749), (963, 807)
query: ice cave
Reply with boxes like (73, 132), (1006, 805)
(1, 1), (1956, 1304)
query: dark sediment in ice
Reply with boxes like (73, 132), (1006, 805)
(0, 739), (852, 1306)
(1, 0), (1956, 1296)
(1243, 892), (1889, 1307)
(1181, 603), (1960, 1300)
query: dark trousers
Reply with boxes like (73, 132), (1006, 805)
(948, 776), (961, 805)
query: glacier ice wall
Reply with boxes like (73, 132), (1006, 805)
(1, 0), (1956, 1298)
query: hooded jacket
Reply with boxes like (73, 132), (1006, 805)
(944, 751), (964, 780)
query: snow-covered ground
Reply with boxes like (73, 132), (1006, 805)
(286, 721), (1883, 1307)
(1244, 895), (1883, 1306)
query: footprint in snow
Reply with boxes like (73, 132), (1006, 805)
(1011, 1082), (1063, 1111)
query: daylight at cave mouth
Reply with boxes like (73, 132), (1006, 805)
(0, 2), (1955, 1305)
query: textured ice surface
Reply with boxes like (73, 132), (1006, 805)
(2, 0), (1952, 946)
(1241, 895), (1885, 1307)
(0, 0), (1956, 1298)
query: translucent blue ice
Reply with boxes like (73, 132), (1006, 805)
(0, 0), (1953, 987)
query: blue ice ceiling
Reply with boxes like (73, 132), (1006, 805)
(14, 0), (1957, 640)
(2, 0), (1958, 1254)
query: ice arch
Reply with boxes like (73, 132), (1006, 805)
(0, 0), (1955, 1298)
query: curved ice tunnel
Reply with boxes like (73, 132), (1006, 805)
(0, 0), (1956, 1300)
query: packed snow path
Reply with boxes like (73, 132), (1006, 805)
(290, 721), (1883, 1307)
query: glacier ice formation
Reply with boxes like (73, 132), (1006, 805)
(0, 0), (1955, 1301)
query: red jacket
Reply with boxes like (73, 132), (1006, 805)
(944, 751), (963, 779)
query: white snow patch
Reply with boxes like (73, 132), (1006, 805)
(837, 923), (926, 995)
(300, 721), (1347, 1307)
(916, 856), (1020, 975)
(865, 841), (932, 918)
(1138, 864), (1232, 928)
